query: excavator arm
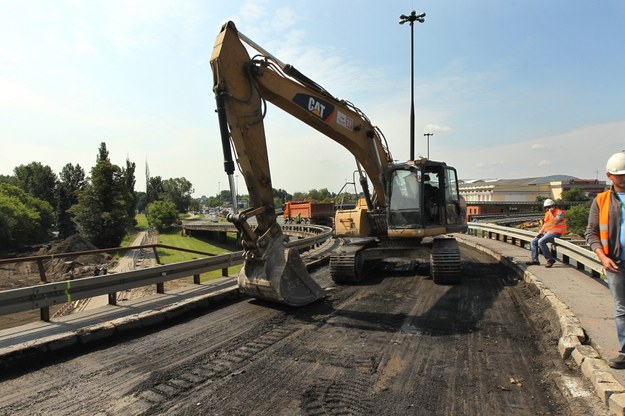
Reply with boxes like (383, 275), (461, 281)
(210, 22), (394, 306)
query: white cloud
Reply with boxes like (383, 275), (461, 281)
(424, 124), (452, 134)
(441, 121), (625, 181)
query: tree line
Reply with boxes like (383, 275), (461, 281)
(0, 142), (195, 251)
(0, 138), (361, 253)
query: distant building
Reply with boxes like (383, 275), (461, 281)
(460, 175), (607, 219)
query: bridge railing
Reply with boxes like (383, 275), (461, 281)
(0, 224), (333, 321)
(466, 223), (604, 278)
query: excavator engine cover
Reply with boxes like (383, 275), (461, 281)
(237, 226), (326, 307)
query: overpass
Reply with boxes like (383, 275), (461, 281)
(1, 223), (625, 414)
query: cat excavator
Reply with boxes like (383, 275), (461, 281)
(210, 22), (467, 307)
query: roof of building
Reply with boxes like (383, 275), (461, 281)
(460, 175), (578, 187)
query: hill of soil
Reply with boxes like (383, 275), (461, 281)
(0, 235), (112, 291)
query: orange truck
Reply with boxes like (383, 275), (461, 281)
(283, 201), (335, 226)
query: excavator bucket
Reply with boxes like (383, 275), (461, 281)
(237, 233), (326, 307)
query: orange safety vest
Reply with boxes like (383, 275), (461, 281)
(543, 208), (567, 234)
(595, 191), (611, 255)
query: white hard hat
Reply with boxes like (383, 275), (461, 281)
(543, 198), (556, 207)
(606, 151), (625, 175)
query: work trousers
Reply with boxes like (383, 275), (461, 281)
(529, 232), (561, 262)
(607, 265), (625, 354)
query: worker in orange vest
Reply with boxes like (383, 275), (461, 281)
(525, 198), (567, 268)
(586, 151), (625, 369)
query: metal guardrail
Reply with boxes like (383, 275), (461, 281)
(471, 213), (543, 226)
(0, 224), (333, 320)
(467, 223), (604, 278)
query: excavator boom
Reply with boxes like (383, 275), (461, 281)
(211, 22), (330, 306)
(210, 21), (394, 306)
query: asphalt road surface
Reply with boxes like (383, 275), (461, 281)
(0, 247), (609, 415)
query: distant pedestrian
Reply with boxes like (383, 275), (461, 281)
(586, 151), (625, 369)
(94, 267), (100, 276)
(525, 198), (567, 267)
(102, 264), (108, 275)
(69, 270), (74, 280)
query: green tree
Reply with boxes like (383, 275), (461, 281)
(13, 162), (58, 209)
(189, 198), (200, 213)
(162, 177), (194, 213)
(71, 143), (132, 248)
(57, 163), (86, 238)
(273, 188), (291, 203)
(206, 195), (222, 207)
(147, 176), (164, 204)
(533, 195), (548, 212)
(292, 192), (306, 201)
(146, 200), (178, 232)
(561, 188), (589, 203)
(566, 205), (590, 236)
(307, 188), (335, 203)
(122, 158), (137, 227)
(0, 183), (54, 249)
(135, 191), (148, 213)
(0, 175), (19, 186)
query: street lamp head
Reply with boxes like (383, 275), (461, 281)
(399, 11), (426, 25)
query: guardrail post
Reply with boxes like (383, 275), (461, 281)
(152, 247), (161, 264)
(562, 253), (570, 265)
(193, 274), (201, 284)
(40, 306), (50, 322)
(36, 259), (47, 283)
(108, 293), (117, 306)
(222, 268), (228, 277)
(157, 282), (165, 294)
(36, 259), (51, 321)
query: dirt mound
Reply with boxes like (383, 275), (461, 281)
(42, 234), (100, 254)
(0, 235), (113, 290)
(37, 235), (111, 280)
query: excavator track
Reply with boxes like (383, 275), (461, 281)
(430, 237), (462, 284)
(329, 252), (364, 283)
(329, 239), (374, 283)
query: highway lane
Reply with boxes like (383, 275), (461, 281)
(0, 246), (609, 416)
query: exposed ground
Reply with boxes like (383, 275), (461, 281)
(0, 246), (609, 416)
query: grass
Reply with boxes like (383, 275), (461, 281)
(120, 214), (149, 248)
(121, 214), (242, 282)
(155, 227), (242, 282)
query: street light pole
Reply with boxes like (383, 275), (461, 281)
(424, 132), (434, 159)
(399, 10), (425, 161)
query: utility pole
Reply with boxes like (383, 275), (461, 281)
(424, 132), (434, 159)
(399, 10), (425, 161)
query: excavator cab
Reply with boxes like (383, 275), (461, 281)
(386, 161), (466, 236)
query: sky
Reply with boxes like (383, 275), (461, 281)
(1, 0), (624, 198)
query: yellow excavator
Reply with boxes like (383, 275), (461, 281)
(210, 22), (467, 307)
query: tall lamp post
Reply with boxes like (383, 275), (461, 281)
(399, 10), (425, 161)
(424, 132), (434, 159)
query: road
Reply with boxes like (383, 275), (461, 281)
(0, 246), (608, 416)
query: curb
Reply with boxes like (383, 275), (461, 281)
(456, 235), (625, 415)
